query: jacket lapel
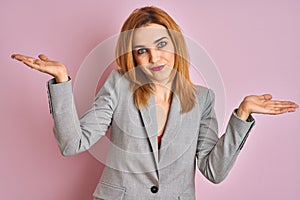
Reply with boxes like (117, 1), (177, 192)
(139, 93), (182, 174)
(139, 95), (159, 171)
(158, 93), (182, 163)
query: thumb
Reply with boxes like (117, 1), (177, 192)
(38, 54), (50, 61)
(263, 94), (272, 100)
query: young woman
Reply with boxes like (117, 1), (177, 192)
(11, 6), (298, 200)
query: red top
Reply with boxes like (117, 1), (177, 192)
(158, 135), (163, 148)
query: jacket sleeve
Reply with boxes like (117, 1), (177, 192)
(47, 70), (120, 156)
(196, 89), (255, 184)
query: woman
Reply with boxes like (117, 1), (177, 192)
(11, 6), (298, 200)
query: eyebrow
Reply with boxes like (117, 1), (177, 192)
(133, 36), (168, 49)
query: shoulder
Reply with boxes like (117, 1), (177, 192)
(103, 69), (130, 88)
(95, 69), (131, 105)
(192, 85), (216, 114)
(106, 69), (124, 82)
(194, 85), (215, 102)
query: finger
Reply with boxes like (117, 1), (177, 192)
(22, 59), (52, 75)
(22, 60), (42, 71)
(267, 100), (298, 107)
(277, 107), (297, 113)
(257, 94), (272, 100)
(26, 57), (36, 63)
(266, 107), (288, 115)
(11, 54), (28, 61)
(263, 94), (272, 100)
(277, 101), (299, 108)
(283, 101), (299, 108)
(38, 54), (49, 61)
(23, 59), (45, 72)
(12, 54), (36, 63)
(33, 59), (45, 67)
(287, 107), (297, 112)
(11, 53), (23, 59)
(269, 106), (297, 114)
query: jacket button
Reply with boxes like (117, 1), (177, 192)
(150, 186), (158, 193)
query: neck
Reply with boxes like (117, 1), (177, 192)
(153, 83), (172, 102)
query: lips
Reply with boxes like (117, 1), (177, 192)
(151, 65), (165, 71)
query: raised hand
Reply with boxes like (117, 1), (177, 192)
(237, 94), (299, 121)
(11, 54), (68, 83)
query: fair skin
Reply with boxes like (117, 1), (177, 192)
(11, 23), (298, 138)
(132, 24), (175, 136)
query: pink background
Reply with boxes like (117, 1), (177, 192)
(1, 0), (300, 199)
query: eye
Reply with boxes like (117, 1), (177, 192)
(158, 41), (167, 48)
(137, 48), (147, 55)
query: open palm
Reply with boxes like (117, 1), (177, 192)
(11, 54), (68, 83)
(237, 94), (298, 120)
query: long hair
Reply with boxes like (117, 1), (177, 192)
(115, 6), (196, 113)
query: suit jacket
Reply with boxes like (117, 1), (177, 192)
(47, 70), (255, 200)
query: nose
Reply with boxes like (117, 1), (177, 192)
(149, 48), (160, 63)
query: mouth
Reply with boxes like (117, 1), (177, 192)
(151, 65), (165, 71)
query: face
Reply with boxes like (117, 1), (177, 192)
(132, 23), (175, 85)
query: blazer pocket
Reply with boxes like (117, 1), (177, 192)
(93, 181), (126, 200)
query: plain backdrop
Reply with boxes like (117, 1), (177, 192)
(1, 0), (299, 199)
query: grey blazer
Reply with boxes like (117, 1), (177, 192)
(47, 70), (255, 200)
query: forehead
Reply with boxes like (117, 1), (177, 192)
(132, 23), (170, 46)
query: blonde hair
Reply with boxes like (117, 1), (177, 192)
(115, 6), (196, 113)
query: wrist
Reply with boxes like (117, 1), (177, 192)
(237, 103), (251, 121)
(53, 65), (68, 83)
(55, 72), (69, 83)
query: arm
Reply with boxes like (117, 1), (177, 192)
(196, 89), (255, 184)
(47, 72), (118, 156)
(196, 90), (298, 184)
(11, 53), (118, 156)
